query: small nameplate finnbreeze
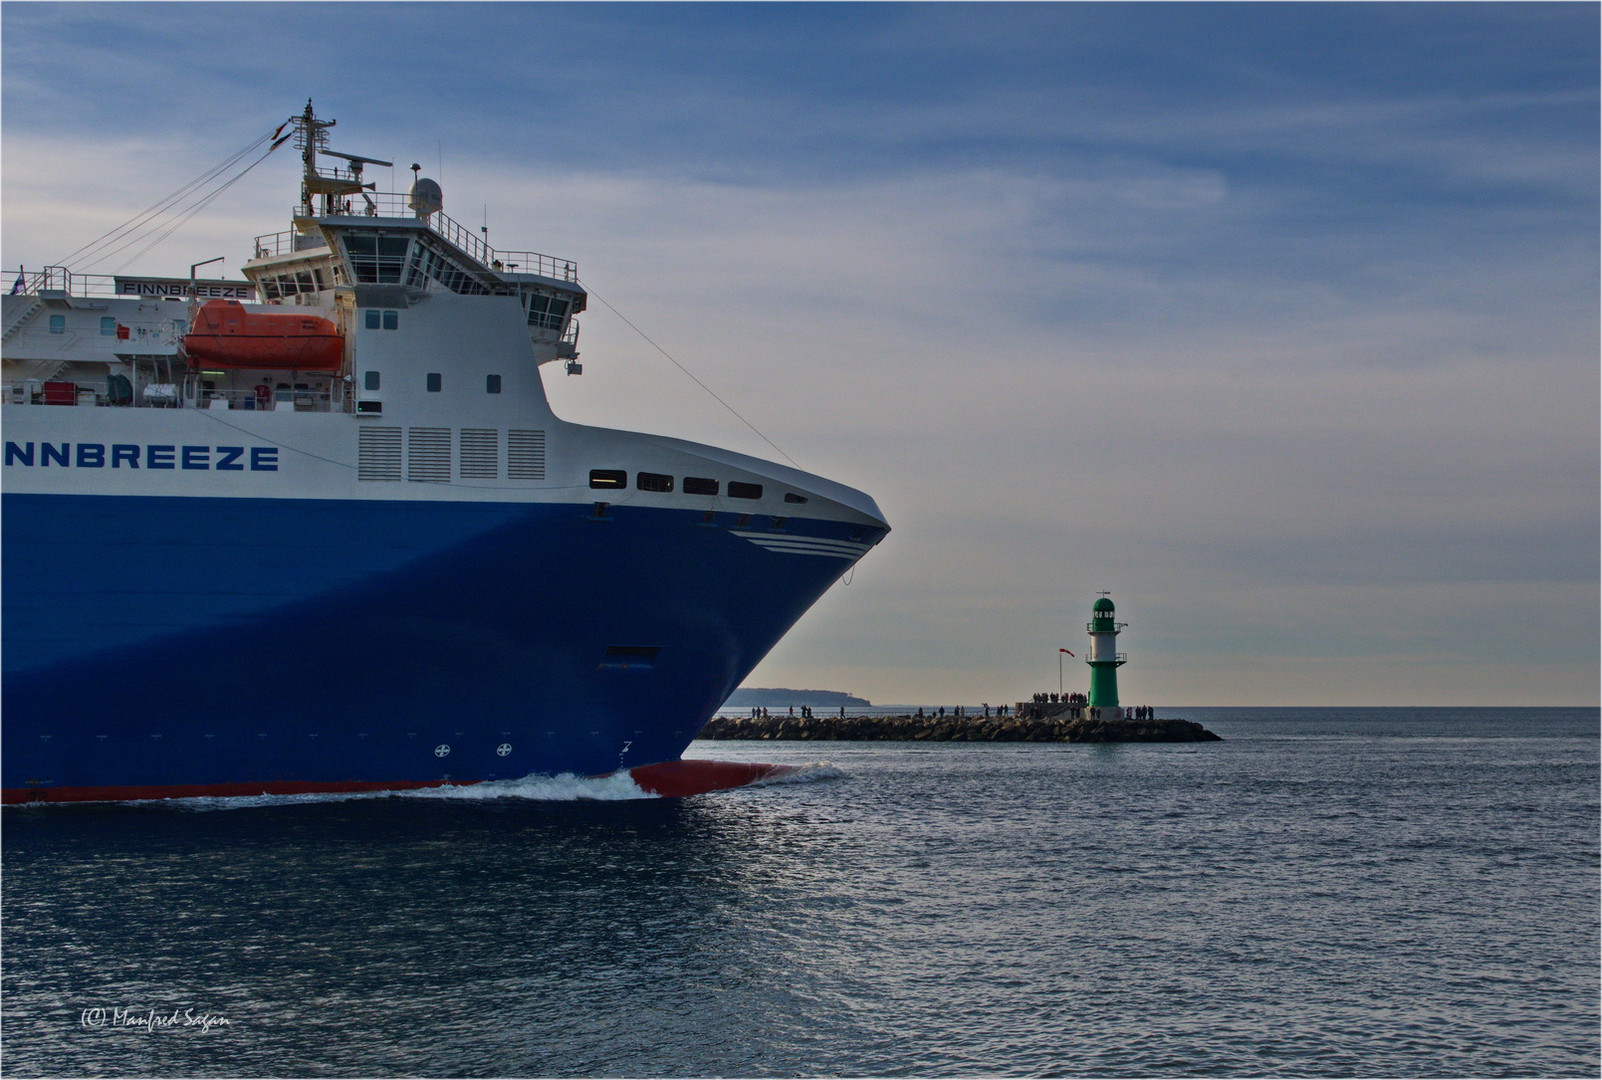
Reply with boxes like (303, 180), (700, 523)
(113, 277), (254, 300)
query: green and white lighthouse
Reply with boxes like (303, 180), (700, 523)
(1085, 593), (1127, 709)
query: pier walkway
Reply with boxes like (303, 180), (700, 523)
(698, 712), (1220, 743)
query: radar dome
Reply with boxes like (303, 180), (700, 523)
(409, 177), (443, 218)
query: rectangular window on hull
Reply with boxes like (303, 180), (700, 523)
(683, 477), (718, 496)
(426, 373), (442, 392)
(598, 645), (660, 671)
(728, 481), (763, 500)
(364, 371), (380, 391)
(589, 469), (627, 489)
(636, 472), (673, 493)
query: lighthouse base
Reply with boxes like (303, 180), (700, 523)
(1088, 662), (1123, 709)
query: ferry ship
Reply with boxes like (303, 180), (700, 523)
(1, 102), (888, 803)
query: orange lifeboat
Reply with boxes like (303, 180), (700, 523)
(183, 299), (342, 371)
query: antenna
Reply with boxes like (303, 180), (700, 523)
(324, 150), (393, 169)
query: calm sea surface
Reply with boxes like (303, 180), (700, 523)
(3, 707), (1597, 1077)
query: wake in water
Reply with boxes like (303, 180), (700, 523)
(146, 772), (652, 810)
(745, 761), (847, 787)
(407, 771), (651, 802)
(122, 761), (846, 811)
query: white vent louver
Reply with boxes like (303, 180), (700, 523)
(459, 428), (499, 479)
(508, 430), (546, 480)
(406, 427), (452, 483)
(358, 427), (402, 481)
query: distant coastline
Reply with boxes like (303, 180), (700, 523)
(725, 688), (871, 708)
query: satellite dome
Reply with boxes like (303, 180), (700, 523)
(409, 177), (443, 218)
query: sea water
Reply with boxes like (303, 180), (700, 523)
(2, 708), (1596, 1077)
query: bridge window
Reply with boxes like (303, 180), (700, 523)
(345, 234), (411, 283)
(683, 477), (718, 496)
(525, 292), (571, 332)
(407, 237), (489, 296)
(637, 472), (673, 493)
(260, 268), (330, 301)
(729, 481), (763, 500)
(589, 469), (627, 489)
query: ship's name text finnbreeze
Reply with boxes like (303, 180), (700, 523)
(4, 442), (279, 471)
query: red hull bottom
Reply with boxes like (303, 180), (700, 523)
(1, 759), (791, 805)
(627, 759), (796, 797)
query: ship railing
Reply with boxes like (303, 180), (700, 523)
(5, 267), (258, 303)
(288, 193), (580, 282)
(252, 231), (329, 259)
(6, 267), (120, 298)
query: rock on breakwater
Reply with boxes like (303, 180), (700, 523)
(697, 714), (1221, 743)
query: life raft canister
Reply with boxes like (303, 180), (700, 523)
(183, 299), (343, 371)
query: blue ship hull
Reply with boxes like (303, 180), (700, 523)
(3, 492), (881, 801)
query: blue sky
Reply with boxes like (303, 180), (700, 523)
(4, 3), (1597, 705)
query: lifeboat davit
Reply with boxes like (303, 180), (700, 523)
(183, 299), (342, 371)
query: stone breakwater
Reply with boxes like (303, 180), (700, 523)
(698, 714), (1221, 743)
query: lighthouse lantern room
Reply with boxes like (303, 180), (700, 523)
(1086, 593), (1128, 709)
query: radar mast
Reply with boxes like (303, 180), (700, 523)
(291, 100), (391, 220)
